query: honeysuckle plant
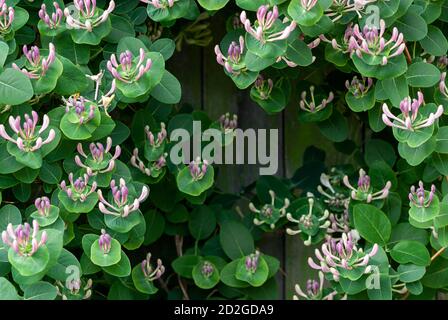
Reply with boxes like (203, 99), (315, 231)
(343, 168), (391, 204)
(249, 190), (290, 230)
(59, 173), (98, 213)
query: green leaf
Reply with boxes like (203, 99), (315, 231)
(150, 70), (181, 104)
(353, 204), (391, 246)
(422, 258), (448, 288)
(0, 68), (33, 105)
(394, 10), (428, 41)
(197, 0), (229, 10)
(406, 62), (441, 88)
(397, 264), (426, 283)
(390, 241), (430, 266)
(90, 238), (121, 267)
(171, 255), (201, 279)
(420, 25), (448, 56)
(23, 281), (57, 300)
(219, 220), (255, 260)
(132, 264), (158, 294)
(8, 246), (50, 277)
(192, 260), (220, 289)
(176, 165), (214, 197)
(0, 277), (19, 300)
(235, 255), (269, 287)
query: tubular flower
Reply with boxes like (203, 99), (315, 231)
(349, 19), (405, 65)
(301, 0), (318, 11)
(286, 195), (330, 246)
(107, 48), (152, 84)
(343, 169), (391, 203)
(325, 0), (377, 22)
(97, 178), (149, 217)
(0, 1), (14, 36)
(141, 253), (165, 281)
(440, 72), (448, 99)
(39, 2), (63, 29)
(293, 272), (344, 300)
(320, 23), (356, 53)
(382, 92), (444, 131)
(0, 111), (56, 152)
(64, 0), (115, 32)
(201, 261), (214, 278)
(2, 220), (47, 257)
(240, 5), (296, 44)
(219, 113), (238, 134)
(308, 233), (379, 282)
(245, 250), (260, 273)
(317, 173), (350, 211)
(63, 95), (96, 125)
(345, 76), (373, 97)
(249, 190), (290, 230)
(56, 278), (93, 300)
(75, 137), (121, 176)
(215, 36), (246, 75)
(98, 229), (111, 254)
(409, 181), (436, 208)
(35, 196), (51, 217)
(13, 43), (56, 79)
(130, 148), (167, 177)
(299, 86), (334, 113)
(141, 0), (176, 9)
(60, 173), (97, 202)
(145, 123), (167, 148)
(189, 157), (209, 181)
(254, 75), (273, 100)
(437, 56), (448, 70)
(327, 211), (351, 234)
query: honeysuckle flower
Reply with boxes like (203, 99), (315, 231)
(0, 111), (56, 152)
(64, 0), (115, 32)
(35, 196), (51, 217)
(301, 0), (318, 11)
(254, 75), (273, 100)
(107, 48), (152, 84)
(437, 56), (448, 70)
(308, 232), (378, 282)
(1, 220), (47, 257)
(245, 250), (260, 273)
(12, 43), (56, 79)
(240, 5), (296, 44)
(0, 1), (14, 36)
(219, 113), (238, 133)
(293, 272), (344, 300)
(39, 2), (63, 29)
(215, 36), (245, 75)
(189, 157), (209, 181)
(140, 0), (176, 9)
(319, 23), (355, 53)
(97, 178), (149, 217)
(382, 92), (444, 131)
(349, 19), (405, 65)
(62, 95), (96, 124)
(299, 86), (334, 113)
(130, 148), (167, 176)
(145, 123), (167, 148)
(327, 211), (351, 234)
(60, 173), (97, 202)
(409, 181), (436, 208)
(75, 137), (121, 176)
(440, 72), (448, 98)
(98, 229), (111, 254)
(325, 0), (377, 22)
(286, 195), (330, 246)
(141, 252), (165, 281)
(201, 261), (214, 278)
(56, 278), (93, 300)
(317, 173), (350, 211)
(345, 76), (373, 97)
(249, 190), (290, 229)
(343, 169), (391, 203)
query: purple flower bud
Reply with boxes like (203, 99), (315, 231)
(98, 229), (112, 254)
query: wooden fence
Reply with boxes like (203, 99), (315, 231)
(167, 12), (362, 299)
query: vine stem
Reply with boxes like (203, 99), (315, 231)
(175, 236), (190, 300)
(404, 44), (412, 64)
(431, 246), (447, 262)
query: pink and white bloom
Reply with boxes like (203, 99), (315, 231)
(145, 123), (167, 148)
(140, 0), (176, 9)
(345, 76), (373, 97)
(188, 157), (209, 181)
(75, 137), (121, 176)
(0, 111), (56, 152)
(141, 252), (165, 281)
(107, 48), (152, 84)
(215, 36), (245, 75)
(98, 229), (112, 254)
(39, 2), (64, 29)
(97, 179), (149, 217)
(343, 168), (391, 203)
(64, 0), (115, 32)
(0, 0), (14, 35)
(301, 0), (318, 11)
(35, 197), (51, 217)
(13, 43), (56, 79)
(130, 148), (167, 177)
(299, 86), (334, 113)
(240, 5), (296, 44)
(409, 181), (436, 208)
(60, 173), (97, 202)
(2, 220), (47, 257)
(382, 92), (444, 131)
